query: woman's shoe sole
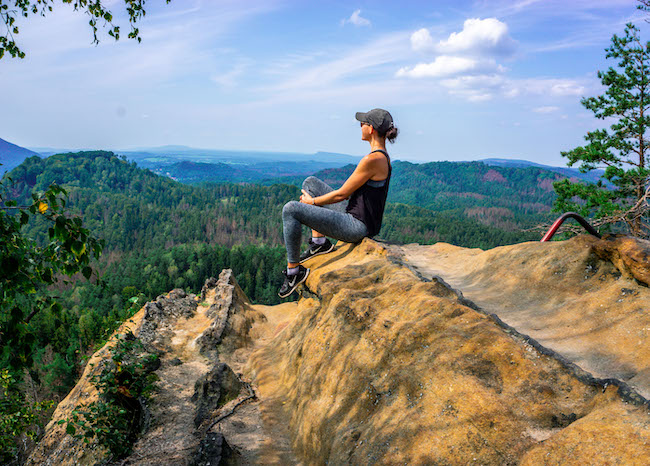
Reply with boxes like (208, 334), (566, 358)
(277, 268), (310, 298)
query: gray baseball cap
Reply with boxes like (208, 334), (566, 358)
(355, 108), (394, 133)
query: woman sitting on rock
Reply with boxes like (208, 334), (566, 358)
(278, 108), (398, 298)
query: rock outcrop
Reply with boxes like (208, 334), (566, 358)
(26, 270), (272, 465)
(196, 270), (266, 357)
(29, 236), (650, 465)
(248, 238), (650, 464)
(397, 234), (650, 400)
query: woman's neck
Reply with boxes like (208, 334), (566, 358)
(369, 136), (387, 153)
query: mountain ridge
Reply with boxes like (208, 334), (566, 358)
(0, 137), (40, 173)
(481, 157), (606, 184)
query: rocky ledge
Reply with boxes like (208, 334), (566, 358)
(28, 236), (650, 465)
(248, 237), (650, 464)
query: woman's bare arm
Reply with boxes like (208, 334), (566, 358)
(300, 154), (386, 206)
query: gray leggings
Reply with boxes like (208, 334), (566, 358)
(282, 176), (368, 263)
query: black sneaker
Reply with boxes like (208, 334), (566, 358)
(278, 265), (310, 298)
(299, 238), (335, 263)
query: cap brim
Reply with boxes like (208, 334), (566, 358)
(355, 112), (368, 122)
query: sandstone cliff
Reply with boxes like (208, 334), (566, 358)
(28, 236), (650, 465)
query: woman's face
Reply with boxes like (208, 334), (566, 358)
(360, 122), (373, 141)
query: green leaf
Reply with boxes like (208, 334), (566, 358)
(71, 241), (86, 257)
(66, 423), (76, 436)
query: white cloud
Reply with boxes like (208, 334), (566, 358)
(408, 18), (516, 57)
(503, 87), (520, 98)
(521, 78), (586, 96)
(395, 16), (595, 103)
(438, 18), (516, 57)
(341, 9), (370, 27)
(396, 56), (503, 79)
(533, 105), (560, 113)
(441, 74), (506, 90)
(397, 18), (517, 101)
(410, 28), (434, 52)
(433, 75), (588, 103)
(467, 93), (494, 102)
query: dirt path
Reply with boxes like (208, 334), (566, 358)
(126, 304), (214, 465)
(125, 299), (302, 465)
(392, 240), (650, 399)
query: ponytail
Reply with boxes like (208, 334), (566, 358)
(382, 126), (399, 144)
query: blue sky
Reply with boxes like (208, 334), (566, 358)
(0, 0), (646, 165)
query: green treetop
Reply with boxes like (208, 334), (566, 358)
(553, 23), (650, 238)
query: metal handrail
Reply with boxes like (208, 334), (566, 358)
(540, 212), (601, 242)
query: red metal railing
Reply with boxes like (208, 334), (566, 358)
(541, 212), (601, 242)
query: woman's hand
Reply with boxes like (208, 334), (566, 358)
(300, 189), (315, 205)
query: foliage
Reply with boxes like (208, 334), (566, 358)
(150, 159), (341, 184)
(0, 369), (54, 464)
(60, 332), (158, 461)
(638, 0), (650, 16)
(0, 168), (103, 461)
(4, 152), (300, 410)
(381, 203), (540, 248)
(0, 0), (171, 60)
(0, 176), (104, 370)
(553, 23), (650, 238)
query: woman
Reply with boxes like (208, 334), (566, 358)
(278, 108), (398, 298)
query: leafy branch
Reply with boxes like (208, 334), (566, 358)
(1, 177), (104, 369)
(0, 0), (172, 60)
(59, 332), (159, 461)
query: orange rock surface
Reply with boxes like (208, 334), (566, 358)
(249, 238), (650, 465)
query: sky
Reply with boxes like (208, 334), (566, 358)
(0, 0), (647, 165)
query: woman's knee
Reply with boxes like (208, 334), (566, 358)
(302, 176), (319, 191)
(282, 200), (301, 219)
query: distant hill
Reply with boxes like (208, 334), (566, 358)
(118, 146), (360, 165)
(111, 146), (360, 182)
(0, 137), (40, 174)
(481, 158), (606, 184)
(153, 159), (357, 183)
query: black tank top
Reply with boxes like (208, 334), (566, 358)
(345, 149), (391, 237)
